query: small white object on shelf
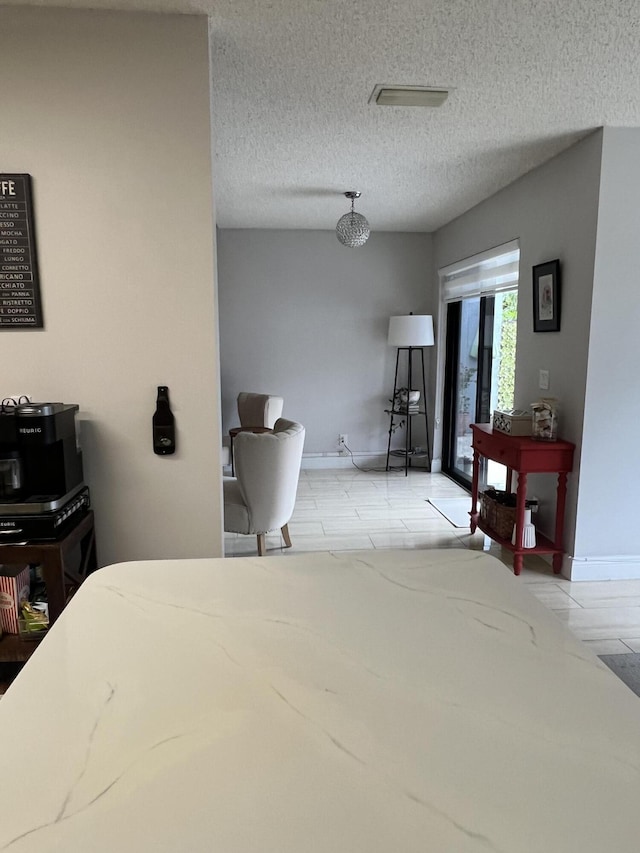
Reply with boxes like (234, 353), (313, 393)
(511, 508), (537, 548)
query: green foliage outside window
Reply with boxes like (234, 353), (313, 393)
(497, 291), (517, 410)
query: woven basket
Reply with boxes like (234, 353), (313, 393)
(480, 492), (517, 540)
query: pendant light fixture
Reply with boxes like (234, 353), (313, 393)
(336, 191), (370, 248)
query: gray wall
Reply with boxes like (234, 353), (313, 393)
(1, 8), (223, 565)
(218, 230), (434, 457)
(574, 128), (640, 561)
(434, 131), (603, 563)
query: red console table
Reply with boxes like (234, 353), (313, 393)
(470, 424), (575, 575)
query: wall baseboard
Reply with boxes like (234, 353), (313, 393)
(301, 452), (388, 470)
(303, 451), (440, 471)
(226, 451), (437, 473)
(564, 554), (640, 581)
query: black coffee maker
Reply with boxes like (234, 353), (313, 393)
(0, 403), (89, 540)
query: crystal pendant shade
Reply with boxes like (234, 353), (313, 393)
(336, 191), (370, 248)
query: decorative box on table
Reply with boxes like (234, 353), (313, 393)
(492, 409), (531, 436)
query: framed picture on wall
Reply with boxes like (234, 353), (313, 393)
(532, 259), (561, 332)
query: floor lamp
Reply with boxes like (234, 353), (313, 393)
(386, 314), (434, 475)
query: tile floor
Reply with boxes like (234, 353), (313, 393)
(225, 466), (640, 656)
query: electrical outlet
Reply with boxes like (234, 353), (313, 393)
(539, 370), (550, 390)
(338, 433), (348, 450)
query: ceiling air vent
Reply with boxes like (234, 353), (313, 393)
(369, 84), (449, 107)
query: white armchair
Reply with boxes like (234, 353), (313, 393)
(223, 418), (305, 556)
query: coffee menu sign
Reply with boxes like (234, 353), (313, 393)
(0, 174), (43, 328)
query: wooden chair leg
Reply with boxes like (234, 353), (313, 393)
(257, 533), (266, 556)
(281, 524), (292, 548)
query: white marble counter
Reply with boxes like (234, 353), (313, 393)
(1, 549), (640, 852)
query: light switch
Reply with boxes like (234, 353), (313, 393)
(539, 369), (550, 390)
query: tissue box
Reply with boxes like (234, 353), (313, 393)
(492, 409), (532, 436)
(0, 565), (30, 634)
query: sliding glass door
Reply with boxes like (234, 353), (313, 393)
(442, 290), (517, 489)
(440, 241), (520, 489)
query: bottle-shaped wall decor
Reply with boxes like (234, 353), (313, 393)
(152, 386), (175, 455)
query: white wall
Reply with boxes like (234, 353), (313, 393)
(434, 132), (603, 569)
(573, 128), (640, 572)
(0, 8), (223, 565)
(217, 229), (434, 459)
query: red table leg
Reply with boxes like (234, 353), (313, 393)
(513, 472), (528, 576)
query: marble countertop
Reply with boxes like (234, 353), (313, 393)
(1, 548), (640, 852)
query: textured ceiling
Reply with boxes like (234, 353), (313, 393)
(7, 0), (640, 230)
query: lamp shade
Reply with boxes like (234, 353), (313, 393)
(388, 315), (434, 347)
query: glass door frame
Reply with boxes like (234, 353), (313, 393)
(442, 296), (495, 490)
(441, 300), (461, 487)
